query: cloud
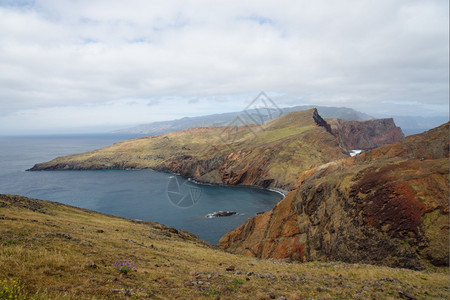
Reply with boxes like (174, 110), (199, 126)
(0, 0), (448, 134)
(146, 100), (160, 106)
(187, 98), (199, 104)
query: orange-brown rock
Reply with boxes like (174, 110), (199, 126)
(328, 118), (404, 149)
(219, 123), (449, 269)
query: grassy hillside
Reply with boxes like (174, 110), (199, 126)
(1, 194), (448, 299)
(29, 109), (348, 190)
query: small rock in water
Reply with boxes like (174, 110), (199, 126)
(206, 211), (237, 218)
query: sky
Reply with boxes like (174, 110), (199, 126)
(0, 0), (448, 134)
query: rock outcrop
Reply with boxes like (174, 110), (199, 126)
(328, 118), (404, 150)
(218, 123), (449, 269)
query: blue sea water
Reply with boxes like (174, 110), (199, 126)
(0, 134), (282, 244)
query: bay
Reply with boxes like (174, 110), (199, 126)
(0, 134), (282, 244)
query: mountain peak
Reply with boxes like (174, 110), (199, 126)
(264, 108), (325, 128)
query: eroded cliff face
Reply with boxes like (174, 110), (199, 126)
(29, 109), (348, 190)
(218, 123), (449, 269)
(328, 118), (404, 150)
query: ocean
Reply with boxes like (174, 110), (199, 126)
(0, 134), (282, 244)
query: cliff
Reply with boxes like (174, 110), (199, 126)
(218, 123), (449, 269)
(29, 109), (348, 190)
(327, 118), (404, 149)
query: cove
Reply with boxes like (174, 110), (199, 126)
(0, 135), (283, 244)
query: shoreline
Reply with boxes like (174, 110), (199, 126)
(181, 174), (288, 198)
(30, 165), (289, 199)
(27, 164), (289, 204)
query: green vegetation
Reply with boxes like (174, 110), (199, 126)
(255, 125), (314, 144)
(0, 278), (25, 300)
(421, 209), (449, 263)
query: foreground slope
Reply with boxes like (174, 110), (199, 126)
(1, 194), (448, 299)
(219, 123), (449, 269)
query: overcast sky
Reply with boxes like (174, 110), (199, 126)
(0, 0), (448, 134)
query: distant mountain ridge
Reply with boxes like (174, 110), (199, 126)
(114, 105), (373, 135)
(387, 115), (449, 136)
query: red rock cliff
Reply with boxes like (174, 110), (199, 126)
(328, 118), (404, 150)
(218, 123), (449, 269)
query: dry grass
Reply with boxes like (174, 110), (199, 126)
(1, 194), (449, 299)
